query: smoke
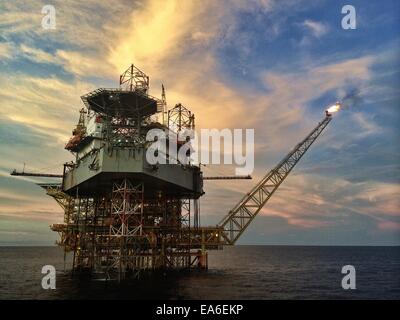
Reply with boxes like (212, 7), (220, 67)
(338, 86), (363, 110)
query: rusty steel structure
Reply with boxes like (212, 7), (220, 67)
(11, 64), (335, 280)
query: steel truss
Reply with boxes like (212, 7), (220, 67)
(119, 64), (149, 93)
(168, 103), (195, 133)
(218, 115), (332, 244)
(107, 116), (145, 148)
(46, 179), (213, 280)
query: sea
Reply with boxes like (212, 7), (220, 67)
(0, 246), (399, 300)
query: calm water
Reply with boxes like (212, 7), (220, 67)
(0, 246), (399, 300)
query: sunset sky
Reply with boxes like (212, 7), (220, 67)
(0, 0), (399, 245)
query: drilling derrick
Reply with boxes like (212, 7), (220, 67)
(11, 64), (337, 280)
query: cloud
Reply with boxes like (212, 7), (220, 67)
(0, 179), (63, 221)
(252, 55), (375, 154)
(107, 0), (235, 74)
(0, 73), (95, 142)
(56, 50), (115, 77)
(256, 174), (400, 231)
(191, 31), (215, 43)
(0, 1), (136, 48)
(302, 19), (329, 37)
(16, 44), (114, 78)
(351, 112), (382, 138)
(0, 42), (13, 59)
(19, 44), (57, 64)
(107, 0), (276, 74)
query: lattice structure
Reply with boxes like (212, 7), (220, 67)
(218, 115), (332, 244)
(120, 64), (149, 93)
(107, 117), (143, 147)
(110, 179), (144, 237)
(168, 103), (195, 132)
(47, 183), (210, 279)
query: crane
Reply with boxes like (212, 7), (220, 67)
(10, 169), (63, 178)
(218, 113), (333, 245)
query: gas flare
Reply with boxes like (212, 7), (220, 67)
(326, 102), (341, 114)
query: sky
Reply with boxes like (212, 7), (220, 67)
(0, 0), (399, 245)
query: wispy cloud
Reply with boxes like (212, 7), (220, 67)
(0, 74), (95, 142)
(19, 44), (56, 64)
(302, 19), (329, 38)
(0, 42), (13, 59)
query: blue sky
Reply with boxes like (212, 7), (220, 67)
(0, 0), (399, 245)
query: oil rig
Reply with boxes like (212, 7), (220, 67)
(11, 64), (339, 280)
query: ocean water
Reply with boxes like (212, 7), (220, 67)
(0, 246), (399, 300)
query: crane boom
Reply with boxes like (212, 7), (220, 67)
(203, 175), (252, 180)
(10, 169), (63, 178)
(218, 114), (332, 245)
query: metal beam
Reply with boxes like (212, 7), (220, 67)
(203, 175), (252, 180)
(10, 169), (63, 178)
(218, 114), (333, 245)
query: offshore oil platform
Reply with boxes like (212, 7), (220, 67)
(11, 64), (340, 280)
